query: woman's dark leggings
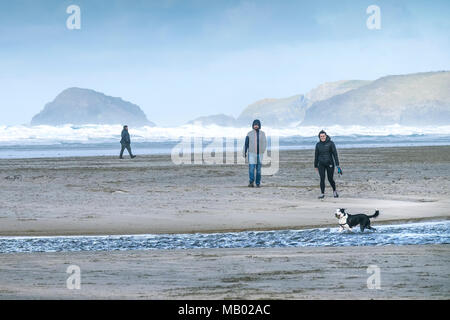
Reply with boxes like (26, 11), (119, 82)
(318, 164), (336, 193)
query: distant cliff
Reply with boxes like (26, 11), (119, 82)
(187, 71), (450, 127)
(186, 80), (372, 127)
(31, 87), (155, 126)
(302, 71), (450, 126)
(236, 95), (307, 127)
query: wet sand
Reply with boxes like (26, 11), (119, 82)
(0, 146), (449, 236)
(0, 245), (448, 299)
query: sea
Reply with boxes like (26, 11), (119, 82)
(1, 124), (450, 159)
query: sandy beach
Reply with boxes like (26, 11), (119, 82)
(0, 146), (449, 236)
(0, 245), (449, 299)
(0, 146), (449, 299)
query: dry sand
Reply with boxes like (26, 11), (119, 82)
(0, 146), (449, 299)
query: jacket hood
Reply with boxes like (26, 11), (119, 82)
(252, 119), (261, 129)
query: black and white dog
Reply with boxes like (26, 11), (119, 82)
(335, 208), (379, 232)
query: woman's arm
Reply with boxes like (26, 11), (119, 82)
(314, 144), (319, 168)
(331, 141), (340, 167)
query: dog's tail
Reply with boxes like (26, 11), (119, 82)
(369, 210), (380, 218)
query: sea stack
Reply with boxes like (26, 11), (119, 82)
(31, 87), (155, 126)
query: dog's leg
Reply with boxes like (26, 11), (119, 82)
(339, 226), (344, 232)
(366, 221), (376, 231)
(360, 225), (365, 232)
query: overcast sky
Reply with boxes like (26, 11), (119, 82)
(1, 0), (449, 126)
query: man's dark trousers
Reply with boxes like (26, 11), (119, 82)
(120, 143), (133, 158)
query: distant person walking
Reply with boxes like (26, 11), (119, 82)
(314, 130), (342, 199)
(243, 119), (267, 187)
(120, 125), (136, 159)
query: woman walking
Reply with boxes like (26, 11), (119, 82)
(314, 130), (342, 199)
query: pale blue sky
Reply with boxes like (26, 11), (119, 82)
(1, 0), (449, 126)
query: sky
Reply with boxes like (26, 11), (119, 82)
(0, 0), (449, 126)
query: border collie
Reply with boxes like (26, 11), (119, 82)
(335, 208), (379, 232)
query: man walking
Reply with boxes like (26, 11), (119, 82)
(243, 119), (267, 187)
(120, 125), (136, 159)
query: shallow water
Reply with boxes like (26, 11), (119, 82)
(0, 221), (448, 254)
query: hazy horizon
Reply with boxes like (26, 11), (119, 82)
(1, 0), (449, 126)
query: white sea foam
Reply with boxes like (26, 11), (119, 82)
(1, 124), (450, 145)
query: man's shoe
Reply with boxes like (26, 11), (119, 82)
(318, 194), (325, 199)
(119, 156), (124, 159)
(333, 191), (339, 198)
(248, 183), (254, 187)
(131, 155), (137, 159)
(256, 184), (261, 188)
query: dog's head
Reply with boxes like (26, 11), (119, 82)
(335, 208), (347, 219)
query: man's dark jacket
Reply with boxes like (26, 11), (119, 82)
(120, 129), (131, 145)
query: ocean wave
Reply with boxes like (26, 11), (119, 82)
(1, 124), (450, 145)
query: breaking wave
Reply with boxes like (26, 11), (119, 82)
(1, 123), (450, 145)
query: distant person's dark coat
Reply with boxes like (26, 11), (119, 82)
(120, 129), (131, 145)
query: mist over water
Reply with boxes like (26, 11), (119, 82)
(1, 124), (450, 158)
